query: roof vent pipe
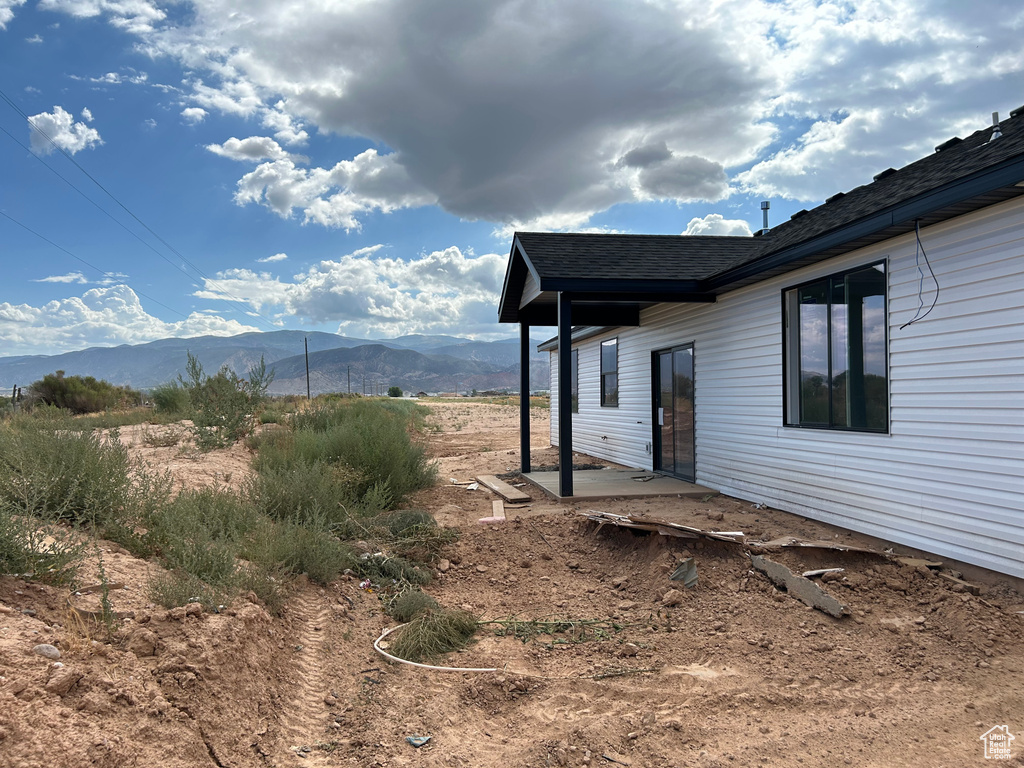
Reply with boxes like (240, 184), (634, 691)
(760, 200), (770, 234)
(990, 111), (1002, 141)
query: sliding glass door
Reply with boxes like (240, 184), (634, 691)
(654, 344), (695, 482)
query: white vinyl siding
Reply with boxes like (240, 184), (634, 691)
(546, 196), (1024, 577)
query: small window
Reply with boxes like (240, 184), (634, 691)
(600, 338), (618, 407)
(571, 349), (579, 413)
(784, 262), (888, 431)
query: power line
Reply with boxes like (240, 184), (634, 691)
(0, 208), (190, 321)
(0, 88), (280, 331)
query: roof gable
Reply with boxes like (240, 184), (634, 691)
(500, 108), (1024, 324)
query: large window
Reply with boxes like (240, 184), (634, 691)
(600, 338), (618, 407)
(784, 262), (888, 432)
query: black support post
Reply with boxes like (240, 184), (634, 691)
(557, 292), (573, 497)
(519, 322), (531, 474)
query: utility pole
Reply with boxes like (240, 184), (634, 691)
(304, 337), (311, 400)
(347, 365), (351, 394)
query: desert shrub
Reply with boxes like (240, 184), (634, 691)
(0, 412), (171, 547)
(388, 589), (440, 622)
(0, 512), (84, 583)
(355, 551), (432, 586)
(361, 509), (457, 562)
(26, 372), (142, 415)
(245, 461), (361, 527)
(243, 511), (357, 586)
(279, 399), (436, 505)
(148, 570), (224, 609)
(73, 409), (166, 430)
(147, 486), (255, 558)
(151, 381), (190, 416)
(387, 608), (479, 663)
(236, 562), (288, 616)
(180, 352), (274, 450)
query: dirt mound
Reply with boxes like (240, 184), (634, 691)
(2, 402), (1023, 767)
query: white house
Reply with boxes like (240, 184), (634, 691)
(498, 110), (1024, 579)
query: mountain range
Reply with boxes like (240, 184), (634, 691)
(0, 331), (550, 396)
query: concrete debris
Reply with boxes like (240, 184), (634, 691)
(896, 557), (943, 569)
(670, 558), (698, 588)
(464, 483), (480, 491)
(749, 554), (849, 618)
(581, 510), (745, 543)
(938, 572), (982, 595)
(802, 568), (845, 579)
(752, 536), (886, 556)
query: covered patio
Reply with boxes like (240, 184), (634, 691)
(499, 232), (762, 498)
(521, 466), (716, 501)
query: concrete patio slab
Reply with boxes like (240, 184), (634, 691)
(522, 468), (716, 501)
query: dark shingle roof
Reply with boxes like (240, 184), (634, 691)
(501, 108), (1024, 323)
(513, 232), (761, 283)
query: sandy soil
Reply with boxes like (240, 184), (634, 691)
(1, 401), (1022, 768)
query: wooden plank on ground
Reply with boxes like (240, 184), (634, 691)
(492, 499), (506, 519)
(476, 474), (531, 503)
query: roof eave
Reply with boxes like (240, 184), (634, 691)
(707, 154), (1024, 292)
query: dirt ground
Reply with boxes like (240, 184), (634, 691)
(1, 401), (1022, 768)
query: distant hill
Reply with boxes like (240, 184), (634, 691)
(270, 344), (545, 395)
(0, 330), (549, 395)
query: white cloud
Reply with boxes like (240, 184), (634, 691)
(180, 106), (207, 124)
(37, 0), (165, 34)
(0, 285), (258, 357)
(257, 253), (288, 263)
(28, 105), (103, 155)
(40, 0), (1024, 224)
(194, 245), (507, 338)
(143, 117), (156, 129)
(89, 69), (148, 85)
(262, 105), (308, 146)
(80, 106), (93, 122)
(26, 33), (42, 43)
(0, 0), (25, 30)
(683, 214), (752, 237)
(206, 136), (305, 163)
(34, 272), (89, 284)
(233, 149), (436, 230)
(33, 271), (131, 286)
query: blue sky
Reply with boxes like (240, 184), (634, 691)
(1, 0), (1022, 357)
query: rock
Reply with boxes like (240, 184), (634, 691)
(126, 629), (159, 657)
(0, 604), (12, 614)
(78, 691), (113, 714)
(475, 565), (488, 573)
(185, 603), (203, 617)
(45, 668), (83, 696)
(32, 644), (61, 660)
(707, 511), (724, 522)
(661, 589), (684, 607)
(437, 559), (451, 573)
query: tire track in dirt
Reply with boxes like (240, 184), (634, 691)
(278, 590), (335, 766)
